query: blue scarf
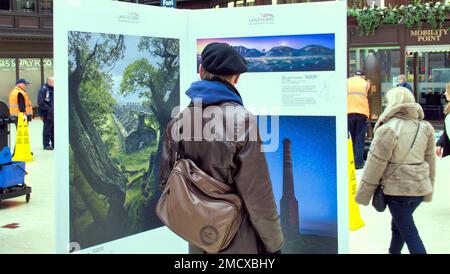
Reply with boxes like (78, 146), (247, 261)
(185, 80), (243, 106)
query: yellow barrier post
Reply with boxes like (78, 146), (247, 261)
(348, 136), (364, 231)
(12, 112), (34, 162)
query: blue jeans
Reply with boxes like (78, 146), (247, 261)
(386, 195), (426, 254)
(348, 113), (367, 167)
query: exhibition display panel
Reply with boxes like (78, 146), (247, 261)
(54, 0), (347, 254)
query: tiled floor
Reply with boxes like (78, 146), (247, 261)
(350, 156), (450, 254)
(0, 120), (55, 254)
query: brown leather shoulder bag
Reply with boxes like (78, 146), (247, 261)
(156, 140), (244, 253)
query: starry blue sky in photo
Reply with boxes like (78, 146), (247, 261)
(261, 116), (337, 237)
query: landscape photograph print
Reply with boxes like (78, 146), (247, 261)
(68, 31), (179, 250)
(262, 115), (338, 254)
(197, 33), (335, 73)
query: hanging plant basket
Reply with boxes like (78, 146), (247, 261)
(348, 1), (450, 36)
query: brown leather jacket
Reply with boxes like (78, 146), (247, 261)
(159, 101), (284, 254)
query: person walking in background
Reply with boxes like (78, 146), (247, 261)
(436, 83), (450, 158)
(8, 78), (33, 126)
(355, 87), (436, 254)
(159, 43), (284, 254)
(38, 76), (54, 150)
(347, 70), (370, 169)
(396, 74), (413, 93)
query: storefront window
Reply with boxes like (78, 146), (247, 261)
(348, 49), (357, 76)
(276, 0), (296, 3)
(18, 58), (41, 107)
(407, 49), (450, 121)
(0, 0), (11, 11)
(227, 0), (257, 7)
(43, 58), (53, 82)
(349, 47), (401, 118)
(40, 0), (52, 14)
(0, 58), (17, 106)
(0, 58), (50, 109)
(16, 0), (35, 12)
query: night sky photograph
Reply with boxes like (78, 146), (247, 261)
(261, 115), (338, 253)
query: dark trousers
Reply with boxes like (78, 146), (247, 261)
(386, 195), (426, 254)
(43, 116), (54, 148)
(348, 113), (367, 167)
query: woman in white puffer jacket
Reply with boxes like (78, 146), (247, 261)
(355, 87), (436, 254)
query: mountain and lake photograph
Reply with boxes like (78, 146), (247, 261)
(197, 33), (335, 72)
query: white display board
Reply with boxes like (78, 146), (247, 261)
(54, 0), (347, 254)
(54, 0), (189, 254)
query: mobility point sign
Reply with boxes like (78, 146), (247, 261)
(410, 28), (449, 42)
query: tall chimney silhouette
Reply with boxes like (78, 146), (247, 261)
(280, 138), (300, 234)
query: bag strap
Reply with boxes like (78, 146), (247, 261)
(398, 119), (420, 163)
(175, 125), (185, 161)
(385, 120), (420, 180)
(176, 139), (185, 160)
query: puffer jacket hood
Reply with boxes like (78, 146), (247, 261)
(374, 103), (424, 131)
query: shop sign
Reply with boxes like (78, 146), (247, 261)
(43, 59), (53, 67)
(0, 59), (52, 69)
(161, 0), (176, 8)
(19, 59), (41, 68)
(410, 28), (449, 43)
(0, 59), (15, 69)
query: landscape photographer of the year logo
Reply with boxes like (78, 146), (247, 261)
(249, 13), (275, 25)
(118, 11), (139, 24)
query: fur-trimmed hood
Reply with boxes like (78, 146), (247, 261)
(374, 103), (424, 132)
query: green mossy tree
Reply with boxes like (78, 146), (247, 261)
(68, 32), (128, 245)
(120, 37), (179, 209)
